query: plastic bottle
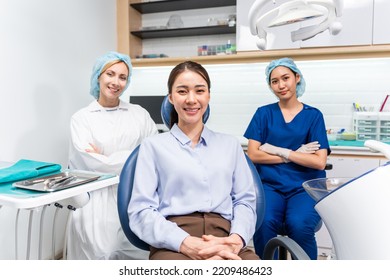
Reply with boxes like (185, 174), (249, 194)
(226, 40), (232, 55)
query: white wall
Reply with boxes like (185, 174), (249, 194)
(124, 57), (390, 145)
(0, 0), (117, 260)
(0, 0), (116, 167)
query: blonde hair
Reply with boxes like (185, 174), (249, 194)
(99, 60), (129, 77)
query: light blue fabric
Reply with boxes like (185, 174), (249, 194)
(128, 125), (257, 252)
(90, 51), (132, 100)
(265, 57), (306, 97)
(0, 159), (61, 184)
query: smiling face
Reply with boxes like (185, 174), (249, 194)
(168, 69), (210, 130)
(98, 61), (129, 107)
(269, 66), (300, 101)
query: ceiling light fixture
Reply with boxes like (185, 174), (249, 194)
(248, 0), (343, 50)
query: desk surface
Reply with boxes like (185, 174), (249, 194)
(0, 162), (119, 209)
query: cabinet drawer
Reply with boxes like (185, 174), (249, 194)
(357, 126), (377, 133)
(379, 134), (390, 142)
(380, 120), (390, 127)
(356, 120), (377, 126)
(380, 127), (390, 134)
(357, 133), (377, 141)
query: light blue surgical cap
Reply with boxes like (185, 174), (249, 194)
(265, 57), (306, 97)
(90, 51), (132, 100)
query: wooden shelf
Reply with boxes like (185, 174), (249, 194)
(131, 45), (390, 67)
(131, 0), (236, 14)
(131, 25), (235, 39)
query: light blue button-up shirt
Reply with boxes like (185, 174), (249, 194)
(128, 124), (257, 252)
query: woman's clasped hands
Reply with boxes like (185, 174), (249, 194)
(179, 234), (244, 260)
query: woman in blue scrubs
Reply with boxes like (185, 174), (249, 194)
(244, 57), (330, 260)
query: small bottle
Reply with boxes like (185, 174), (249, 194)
(197, 46), (202, 56)
(202, 45), (208, 56)
(226, 40), (232, 55)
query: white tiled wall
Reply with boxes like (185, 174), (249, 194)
(123, 57), (390, 144)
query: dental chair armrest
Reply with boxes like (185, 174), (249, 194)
(263, 236), (310, 260)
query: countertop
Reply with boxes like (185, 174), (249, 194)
(329, 140), (388, 157)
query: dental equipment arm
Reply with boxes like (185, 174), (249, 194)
(364, 140), (390, 160)
(248, 0), (343, 49)
(291, 0), (342, 42)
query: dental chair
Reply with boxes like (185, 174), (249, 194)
(117, 95), (310, 259)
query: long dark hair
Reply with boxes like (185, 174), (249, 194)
(167, 61), (211, 128)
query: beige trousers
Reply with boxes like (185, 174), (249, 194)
(149, 212), (259, 260)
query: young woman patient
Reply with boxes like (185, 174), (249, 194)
(128, 61), (259, 260)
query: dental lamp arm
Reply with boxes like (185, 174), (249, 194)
(248, 0), (269, 35)
(292, 0), (343, 41)
(333, 0), (343, 16)
(254, 9), (279, 49)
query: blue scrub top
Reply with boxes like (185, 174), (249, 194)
(244, 103), (331, 193)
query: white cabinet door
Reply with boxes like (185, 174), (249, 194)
(372, 0), (390, 44)
(301, 0), (374, 48)
(326, 156), (380, 178)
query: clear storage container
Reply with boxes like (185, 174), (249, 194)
(353, 112), (379, 141)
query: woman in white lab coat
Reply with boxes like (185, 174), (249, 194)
(66, 51), (158, 259)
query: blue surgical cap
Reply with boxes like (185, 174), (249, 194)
(265, 57), (306, 97)
(90, 51), (132, 100)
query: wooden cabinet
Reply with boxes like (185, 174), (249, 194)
(117, 0), (236, 60)
(130, 0), (235, 40)
(326, 155), (382, 178)
(117, 0), (390, 67)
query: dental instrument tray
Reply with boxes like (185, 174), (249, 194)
(12, 171), (100, 192)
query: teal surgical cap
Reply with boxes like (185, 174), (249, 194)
(265, 57), (306, 97)
(90, 51), (132, 100)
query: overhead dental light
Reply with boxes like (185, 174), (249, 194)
(248, 0), (343, 50)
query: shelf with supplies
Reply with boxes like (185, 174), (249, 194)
(117, 0), (237, 60)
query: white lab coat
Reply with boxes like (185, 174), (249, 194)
(66, 100), (158, 260)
